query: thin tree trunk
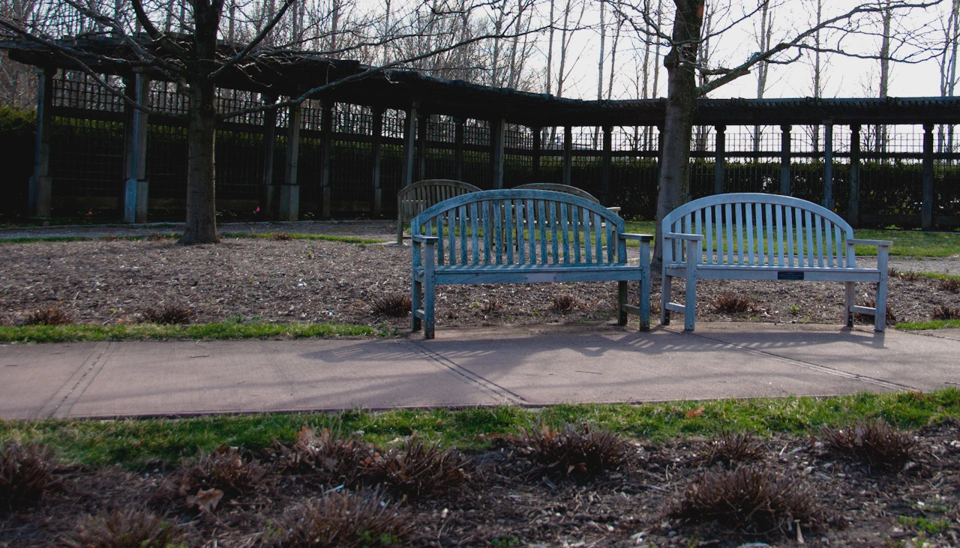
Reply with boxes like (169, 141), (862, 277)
(654, 0), (704, 264)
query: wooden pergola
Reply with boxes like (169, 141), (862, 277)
(5, 35), (960, 228)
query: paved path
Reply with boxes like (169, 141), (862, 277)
(2, 323), (958, 420)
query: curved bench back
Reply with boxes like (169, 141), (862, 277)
(397, 179), (482, 243)
(662, 193), (856, 268)
(514, 183), (600, 203)
(411, 189), (627, 268)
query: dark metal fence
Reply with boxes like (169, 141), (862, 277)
(11, 71), (960, 225)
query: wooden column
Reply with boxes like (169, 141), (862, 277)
(601, 125), (612, 205)
(400, 103), (417, 189)
(922, 123), (935, 230)
(491, 116), (505, 189)
(320, 102), (333, 218)
(29, 67), (54, 217)
(372, 107), (384, 217)
(714, 124), (726, 195)
(454, 118), (465, 181)
(823, 122), (834, 210)
(562, 126), (573, 186)
(279, 99), (302, 221)
(417, 112), (428, 180)
(261, 95), (278, 220)
(123, 72), (150, 223)
(531, 127), (542, 181)
(849, 124), (861, 227)
(780, 125), (791, 195)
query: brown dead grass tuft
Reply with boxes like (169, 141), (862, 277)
(64, 508), (185, 548)
(275, 488), (412, 547)
(551, 295), (578, 312)
(511, 423), (634, 479)
(372, 294), (412, 318)
(373, 436), (469, 500)
(179, 445), (266, 501)
(142, 303), (195, 325)
(669, 465), (828, 539)
(0, 441), (61, 511)
(22, 306), (73, 326)
(931, 304), (960, 320)
(697, 431), (766, 467)
(937, 277), (960, 293)
(819, 419), (918, 473)
(712, 293), (760, 315)
(278, 427), (376, 487)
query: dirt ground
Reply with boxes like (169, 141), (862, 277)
(1, 221), (958, 331)
(1, 423), (959, 547)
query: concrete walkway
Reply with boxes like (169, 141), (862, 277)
(2, 323), (959, 420)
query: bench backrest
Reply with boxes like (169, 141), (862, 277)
(514, 183), (601, 204)
(411, 189), (628, 268)
(397, 179), (482, 223)
(662, 193), (857, 268)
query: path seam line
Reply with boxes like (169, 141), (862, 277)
(409, 340), (529, 405)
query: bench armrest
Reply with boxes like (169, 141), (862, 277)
(412, 235), (440, 244)
(619, 232), (654, 242)
(663, 232), (704, 242)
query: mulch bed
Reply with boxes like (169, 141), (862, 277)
(1, 230), (959, 331)
(2, 423), (959, 546)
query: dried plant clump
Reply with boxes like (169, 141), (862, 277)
(279, 427), (376, 487)
(271, 232), (293, 241)
(373, 436), (468, 499)
(931, 304), (960, 321)
(142, 304), (195, 325)
(890, 269), (925, 282)
(668, 465), (827, 539)
(0, 441), (61, 511)
(22, 306), (73, 326)
(551, 295), (578, 312)
(147, 232), (175, 241)
(698, 431), (766, 467)
(712, 293), (760, 315)
(819, 419), (918, 473)
(64, 508), (185, 548)
(937, 277), (960, 293)
(372, 294), (412, 318)
(511, 423), (633, 479)
(481, 299), (503, 314)
(276, 489), (412, 547)
(179, 445), (266, 500)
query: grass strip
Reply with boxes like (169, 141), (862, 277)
(0, 232), (387, 245)
(896, 319), (960, 330)
(0, 321), (377, 343)
(2, 389), (957, 470)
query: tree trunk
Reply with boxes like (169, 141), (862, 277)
(182, 81), (219, 244)
(181, 0), (223, 245)
(654, 0), (704, 264)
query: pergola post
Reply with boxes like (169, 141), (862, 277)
(531, 127), (542, 181)
(491, 116), (505, 189)
(401, 103), (417, 189)
(823, 122), (834, 210)
(780, 125), (791, 195)
(372, 107), (384, 217)
(29, 67), (54, 217)
(417, 112), (428, 180)
(320, 102), (333, 218)
(601, 125), (612, 205)
(922, 123), (935, 230)
(261, 95), (278, 220)
(562, 126), (573, 186)
(279, 98), (302, 221)
(454, 118), (465, 181)
(714, 124), (726, 195)
(123, 72), (150, 223)
(849, 124), (861, 227)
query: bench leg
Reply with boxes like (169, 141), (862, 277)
(660, 273), (671, 326)
(423, 245), (436, 339)
(684, 274), (697, 331)
(638, 276), (650, 332)
(875, 278), (888, 333)
(411, 275), (422, 332)
(618, 281), (628, 326)
(844, 282), (855, 328)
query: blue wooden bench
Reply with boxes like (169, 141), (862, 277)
(661, 193), (892, 331)
(411, 189), (653, 339)
(396, 179), (481, 244)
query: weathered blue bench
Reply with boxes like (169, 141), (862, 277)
(396, 179), (481, 244)
(661, 193), (892, 331)
(411, 189), (653, 339)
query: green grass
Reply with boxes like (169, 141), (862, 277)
(2, 389), (957, 471)
(895, 319), (960, 331)
(0, 321), (378, 343)
(0, 232), (387, 245)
